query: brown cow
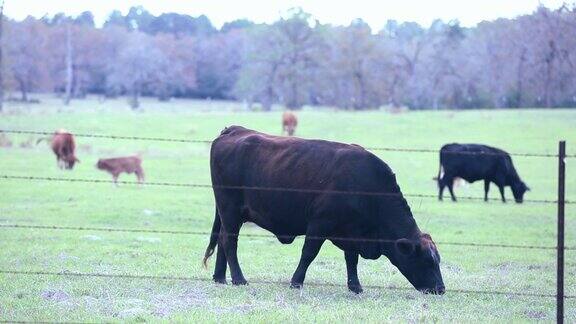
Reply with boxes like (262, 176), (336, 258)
(96, 156), (145, 185)
(43, 130), (79, 170)
(282, 111), (298, 136)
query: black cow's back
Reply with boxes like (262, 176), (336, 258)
(439, 143), (510, 183)
(210, 126), (416, 250)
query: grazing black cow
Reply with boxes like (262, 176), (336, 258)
(437, 143), (529, 203)
(204, 126), (445, 294)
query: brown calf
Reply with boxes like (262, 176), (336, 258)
(96, 156), (145, 185)
(45, 130), (79, 170)
(282, 111), (298, 136)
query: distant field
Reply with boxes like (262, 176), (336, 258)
(0, 95), (575, 322)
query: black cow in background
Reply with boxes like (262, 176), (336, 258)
(437, 143), (529, 203)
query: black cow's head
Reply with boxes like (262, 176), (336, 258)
(390, 233), (445, 294)
(511, 181), (529, 203)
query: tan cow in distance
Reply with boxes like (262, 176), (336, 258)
(96, 155), (145, 186)
(282, 111), (298, 136)
(38, 129), (79, 170)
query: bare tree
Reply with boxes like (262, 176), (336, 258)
(107, 32), (167, 109)
(319, 20), (388, 109)
(193, 29), (244, 99)
(0, 0), (4, 111)
(525, 6), (568, 107)
(274, 9), (319, 109)
(153, 33), (197, 100)
(5, 18), (50, 101)
(381, 21), (428, 108)
(234, 9), (322, 110)
(233, 26), (286, 110)
(63, 23), (73, 105)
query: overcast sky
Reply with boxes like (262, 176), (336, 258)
(5, 0), (570, 29)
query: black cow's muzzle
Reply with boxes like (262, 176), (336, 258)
(420, 285), (445, 295)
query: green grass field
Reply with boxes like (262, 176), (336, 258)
(1, 96), (575, 322)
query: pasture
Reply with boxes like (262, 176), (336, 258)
(0, 96), (575, 322)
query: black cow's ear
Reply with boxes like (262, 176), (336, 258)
(395, 238), (415, 256)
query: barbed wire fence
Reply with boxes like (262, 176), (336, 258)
(0, 175), (570, 205)
(1, 269), (573, 300)
(1, 129), (574, 158)
(0, 223), (570, 250)
(0, 129), (571, 323)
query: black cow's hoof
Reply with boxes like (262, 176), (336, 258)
(232, 278), (248, 285)
(213, 277), (227, 284)
(290, 282), (303, 289)
(348, 285), (363, 294)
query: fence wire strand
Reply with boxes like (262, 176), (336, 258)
(0, 321), (92, 324)
(2, 129), (573, 158)
(1, 223), (569, 251)
(1, 175), (568, 205)
(1, 269), (573, 300)
(0, 129), (212, 144)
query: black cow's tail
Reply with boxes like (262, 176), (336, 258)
(203, 209), (221, 268)
(433, 155), (443, 182)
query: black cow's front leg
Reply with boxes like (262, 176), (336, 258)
(290, 237), (325, 289)
(345, 251), (363, 294)
(498, 185), (506, 203)
(484, 180), (490, 202)
(212, 241), (227, 284)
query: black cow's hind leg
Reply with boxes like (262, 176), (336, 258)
(484, 180), (490, 202)
(498, 185), (506, 203)
(438, 179), (445, 201)
(345, 251), (362, 294)
(219, 218), (247, 285)
(212, 241), (227, 284)
(447, 178), (457, 202)
(290, 236), (325, 289)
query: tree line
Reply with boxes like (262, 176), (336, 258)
(2, 5), (575, 110)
